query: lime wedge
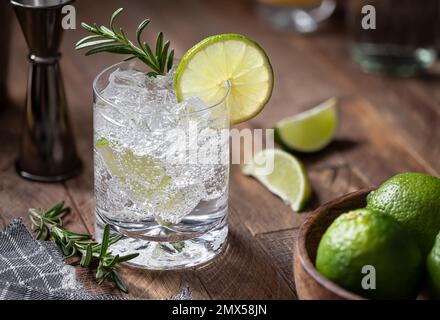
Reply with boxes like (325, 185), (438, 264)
(174, 34), (274, 125)
(275, 98), (338, 152)
(243, 149), (312, 212)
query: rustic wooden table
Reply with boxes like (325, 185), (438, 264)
(1, 0), (439, 299)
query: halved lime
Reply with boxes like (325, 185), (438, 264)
(275, 98), (338, 152)
(174, 34), (274, 125)
(242, 149), (312, 212)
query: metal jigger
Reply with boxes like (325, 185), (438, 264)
(11, 0), (82, 182)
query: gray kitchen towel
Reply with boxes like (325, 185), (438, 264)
(0, 218), (192, 300)
(0, 218), (114, 300)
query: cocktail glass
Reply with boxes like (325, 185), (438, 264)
(93, 60), (230, 270)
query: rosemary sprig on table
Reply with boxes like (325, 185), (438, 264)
(75, 8), (174, 77)
(29, 201), (138, 293)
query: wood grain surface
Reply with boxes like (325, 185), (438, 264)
(0, 0), (439, 299)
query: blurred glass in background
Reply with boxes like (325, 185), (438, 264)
(348, 0), (439, 76)
(257, 0), (336, 33)
(0, 0), (12, 107)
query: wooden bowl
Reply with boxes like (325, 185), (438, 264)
(294, 189), (373, 300)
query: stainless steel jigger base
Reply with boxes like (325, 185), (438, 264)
(16, 160), (83, 183)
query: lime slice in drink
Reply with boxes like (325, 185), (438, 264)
(96, 138), (203, 225)
(275, 98), (338, 152)
(174, 34), (274, 124)
(96, 138), (169, 200)
(242, 149), (312, 212)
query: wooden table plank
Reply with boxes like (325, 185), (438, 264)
(0, 170), (87, 235)
(257, 229), (298, 292)
(292, 31), (440, 175)
(196, 209), (297, 300)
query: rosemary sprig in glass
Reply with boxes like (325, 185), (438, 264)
(29, 201), (138, 293)
(75, 8), (174, 77)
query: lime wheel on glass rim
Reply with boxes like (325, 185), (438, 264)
(174, 33), (274, 124)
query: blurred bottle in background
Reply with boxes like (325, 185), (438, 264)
(348, 0), (438, 76)
(256, 0), (336, 33)
(0, 0), (12, 108)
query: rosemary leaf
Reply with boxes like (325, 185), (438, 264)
(110, 7), (124, 33)
(136, 19), (150, 48)
(80, 244), (93, 267)
(156, 32), (164, 60)
(117, 253), (140, 263)
(111, 269), (128, 293)
(75, 39), (116, 50)
(167, 49), (175, 72)
(99, 224), (110, 259)
(85, 44), (134, 56)
(76, 8), (174, 77)
(80, 22), (96, 33)
(161, 40), (170, 72)
(100, 26), (116, 37)
(142, 42), (159, 66)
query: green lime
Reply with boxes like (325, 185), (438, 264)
(367, 172), (440, 255)
(242, 149), (312, 212)
(275, 98), (338, 152)
(174, 33), (274, 125)
(427, 232), (440, 299)
(316, 209), (423, 300)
